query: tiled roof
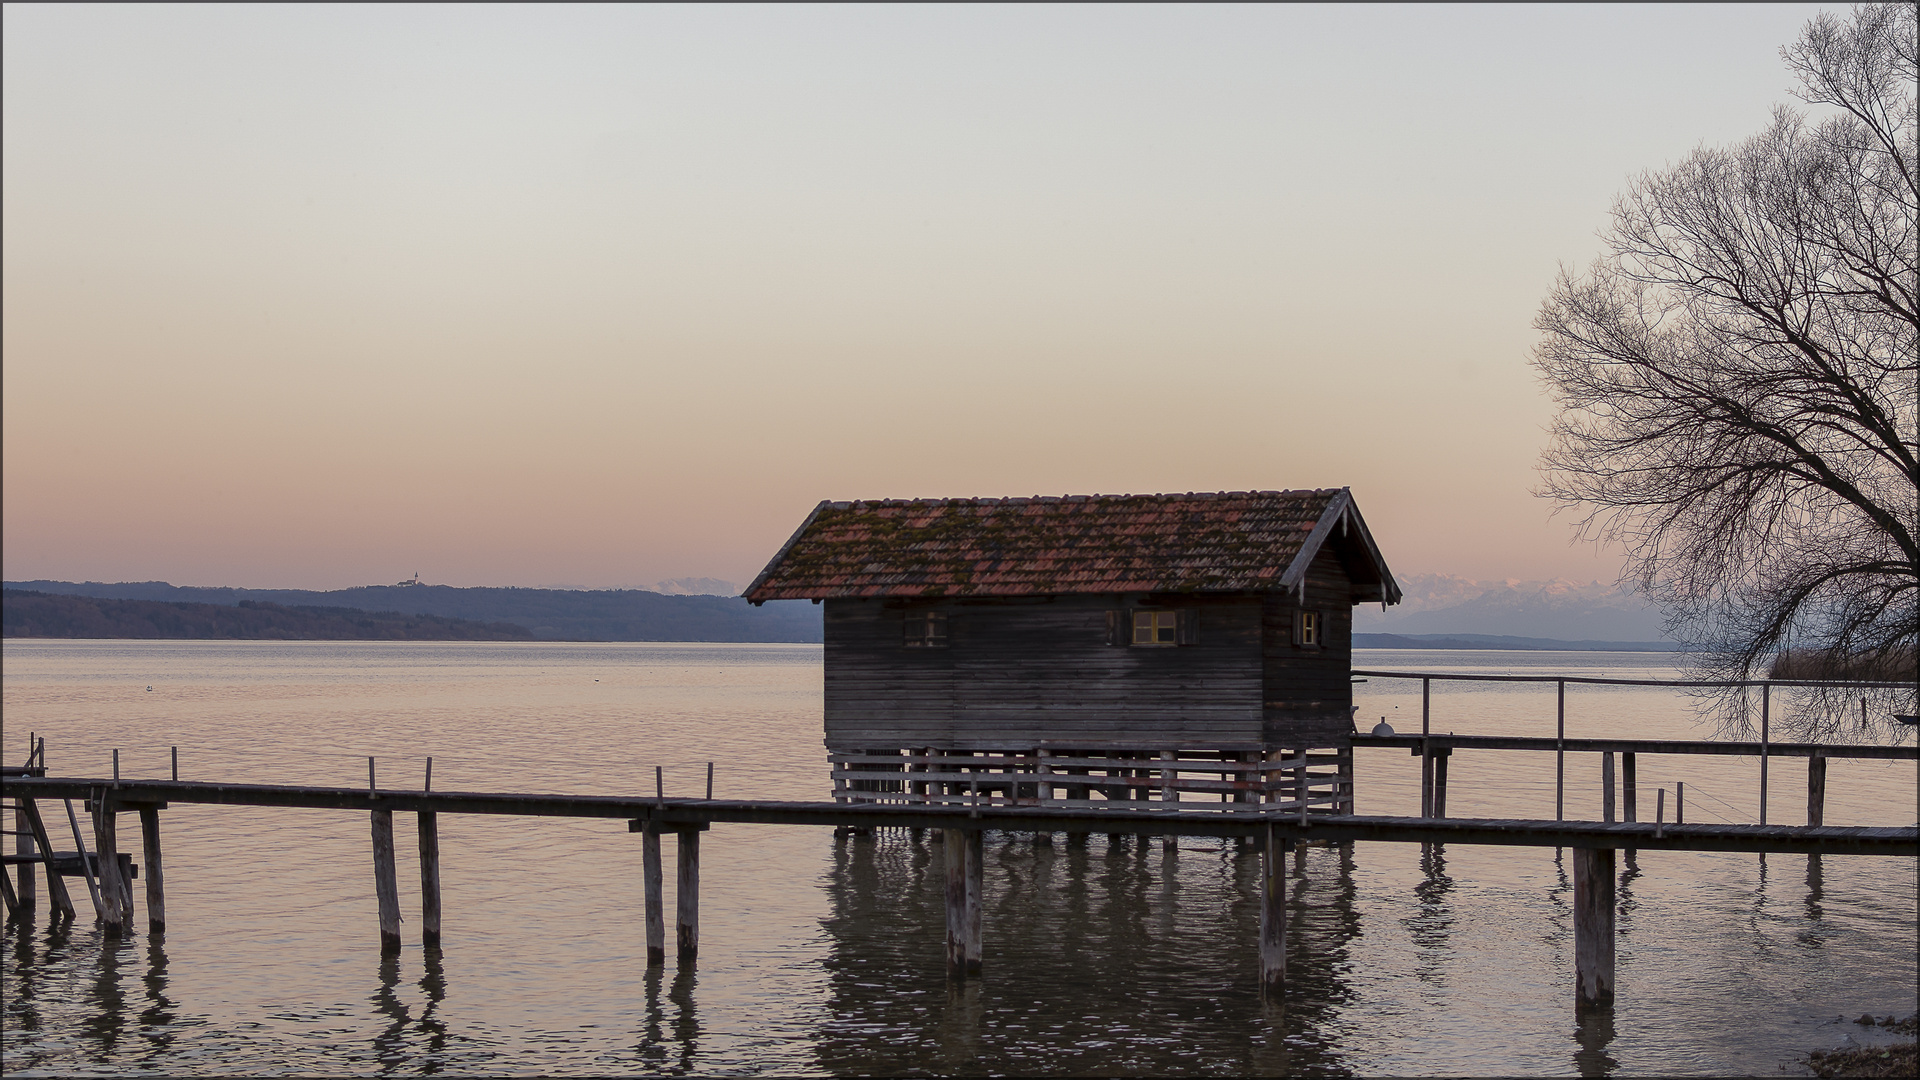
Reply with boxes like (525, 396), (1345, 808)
(744, 489), (1390, 601)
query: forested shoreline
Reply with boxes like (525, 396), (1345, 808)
(2, 590), (536, 641)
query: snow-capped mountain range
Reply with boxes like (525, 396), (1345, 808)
(1354, 574), (1669, 642)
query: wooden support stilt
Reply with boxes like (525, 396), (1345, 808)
(1807, 752), (1827, 827)
(1160, 751), (1178, 851)
(64, 799), (106, 922)
(944, 828), (982, 978)
(20, 801), (73, 918)
(1676, 781), (1684, 824)
(1431, 749), (1450, 819)
(676, 827), (700, 963)
(1601, 752), (1616, 823)
(13, 803), (34, 912)
(91, 800), (131, 935)
(138, 806), (166, 934)
(371, 809), (402, 953)
(1337, 745), (1355, 814)
(1572, 847), (1616, 1009)
(642, 823), (665, 966)
(1622, 753), (1637, 823)
(1259, 822), (1286, 999)
(417, 812), (441, 948)
(0, 859), (14, 915)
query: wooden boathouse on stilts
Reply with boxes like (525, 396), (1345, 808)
(744, 488), (1402, 819)
(743, 488), (1401, 989)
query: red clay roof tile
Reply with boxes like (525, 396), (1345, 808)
(744, 489), (1372, 601)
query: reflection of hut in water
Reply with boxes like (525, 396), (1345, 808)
(811, 830), (1362, 1074)
(744, 489), (1400, 812)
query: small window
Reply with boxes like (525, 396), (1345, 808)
(1298, 610), (1321, 648)
(1132, 610), (1177, 646)
(904, 611), (948, 648)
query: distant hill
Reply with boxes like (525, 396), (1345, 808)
(1354, 632), (1683, 652)
(3, 590), (536, 641)
(5, 580), (824, 643)
(1354, 573), (1670, 641)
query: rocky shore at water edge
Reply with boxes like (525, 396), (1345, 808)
(1803, 1015), (1916, 1078)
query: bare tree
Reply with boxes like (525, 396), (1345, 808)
(1534, 4), (1918, 740)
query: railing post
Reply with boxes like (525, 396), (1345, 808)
(1806, 751), (1827, 827)
(1759, 683), (1770, 825)
(1420, 678), (1433, 818)
(1555, 680), (1566, 821)
(1602, 752), (1616, 823)
(1622, 752), (1637, 823)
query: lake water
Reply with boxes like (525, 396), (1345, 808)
(2, 641), (1914, 1076)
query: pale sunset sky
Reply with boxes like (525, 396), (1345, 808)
(2, 3), (1835, 592)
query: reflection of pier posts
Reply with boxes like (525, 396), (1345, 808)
(1572, 847), (1615, 1009)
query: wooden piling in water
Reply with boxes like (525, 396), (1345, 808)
(1806, 752), (1827, 827)
(13, 803), (34, 912)
(676, 827), (700, 963)
(1572, 847), (1616, 1009)
(943, 828), (982, 978)
(138, 806), (165, 934)
(91, 801), (131, 935)
(419, 758), (439, 947)
(1431, 749), (1450, 819)
(642, 823), (666, 966)
(1260, 822), (1286, 999)
(371, 809), (402, 953)
(417, 812), (441, 947)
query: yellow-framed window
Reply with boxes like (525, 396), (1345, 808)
(1132, 610), (1178, 646)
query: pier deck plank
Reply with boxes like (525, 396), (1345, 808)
(3, 777), (1912, 855)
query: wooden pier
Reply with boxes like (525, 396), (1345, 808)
(4, 769), (1913, 1013)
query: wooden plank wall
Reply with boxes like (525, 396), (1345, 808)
(823, 594), (1265, 746)
(1261, 545), (1355, 746)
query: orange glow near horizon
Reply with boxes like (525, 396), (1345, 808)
(2, 4), (1828, 592)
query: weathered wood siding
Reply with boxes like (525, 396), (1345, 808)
(1261, 545), (1355, 746)
(823, 595), (1264, 747)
